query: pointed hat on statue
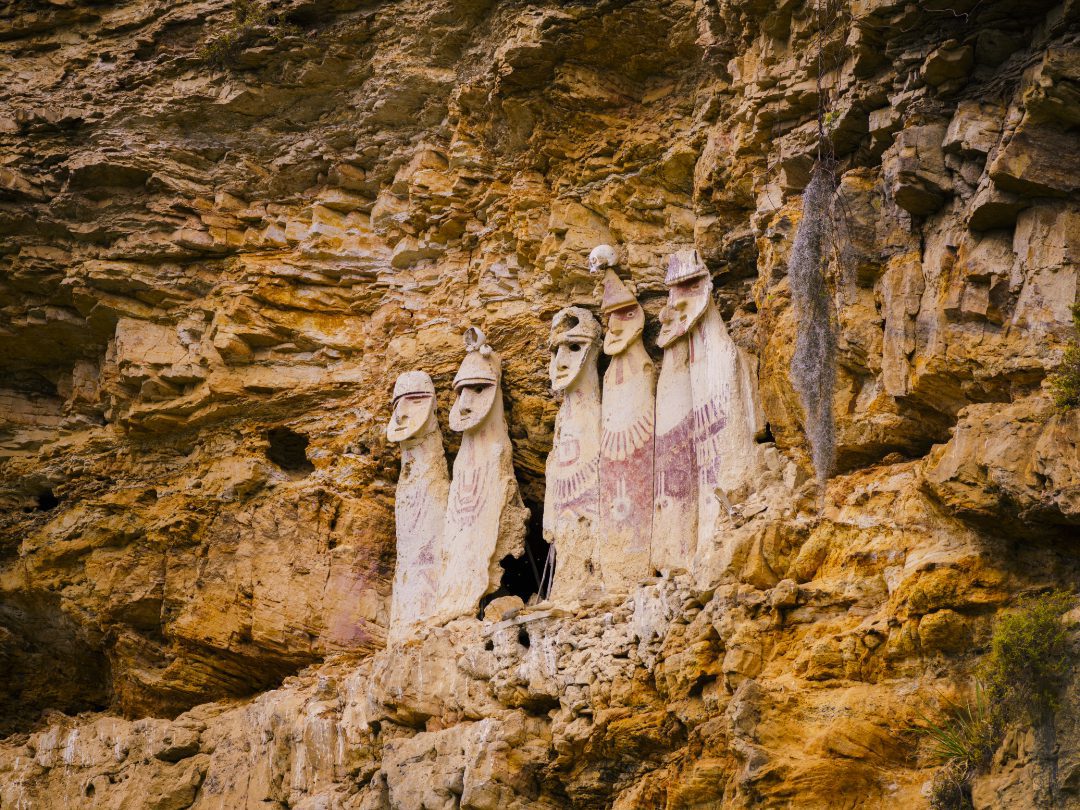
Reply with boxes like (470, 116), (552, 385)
(664, 248), (709, 286)
(453, 326), (500, 388)
(600, 269), (639, 314)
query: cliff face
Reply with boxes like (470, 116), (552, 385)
(1, 0), (1079, 806)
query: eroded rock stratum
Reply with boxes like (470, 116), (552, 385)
(1, 0), (1079, 806)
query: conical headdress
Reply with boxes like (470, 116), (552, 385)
(600, 270), (638, 314)
(453, 326), (500, 387)
(664, 249), (709, 286)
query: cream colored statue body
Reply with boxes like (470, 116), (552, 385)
(651, 252), (717, 575)
(435, 330), (527, 622)
(597, 271), (655, 593)
(651, 336), (697, 574)
(663, 251), (763, 585)
(386, 372), (449, 640)
(690, 301), (759, 562)
(544, 307), (602, 604)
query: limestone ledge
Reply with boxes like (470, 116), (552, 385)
(0, 575), (925, 810)
(6, 454), (1080, 808)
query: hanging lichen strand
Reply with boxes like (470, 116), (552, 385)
(788, 166), (838, 487)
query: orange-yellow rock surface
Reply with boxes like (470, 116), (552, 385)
(1, 0), (1079, 807)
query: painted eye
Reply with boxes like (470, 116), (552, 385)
(570, 343), (582, 352)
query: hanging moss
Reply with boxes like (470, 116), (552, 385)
(788, 165), (838, 487)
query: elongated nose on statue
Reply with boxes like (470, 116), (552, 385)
(450, 382), (497, 431)
(550, 341), (588, 391)
(388, 394), (432, 442)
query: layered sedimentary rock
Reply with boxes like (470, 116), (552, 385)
(6, 458), (1080, 808)
(1, 0), (1079, 806)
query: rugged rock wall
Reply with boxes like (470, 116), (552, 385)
(1, 0), (1079, 806)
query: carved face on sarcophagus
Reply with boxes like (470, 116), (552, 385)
(657, 250), (711, 349)
(385, 368), (449, 640)
(548, 307), (601, 393)
(600, 270), (644, 356)
(435, 326), (527, 622)
(449, 327), (500, 432)
(386, 371), (437, 444)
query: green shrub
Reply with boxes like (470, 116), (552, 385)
(917, 591), (1075, 809)
(980, 589), (1074, 721)
(1049, 304), (1080, 410)
(198, 0), (296, 67)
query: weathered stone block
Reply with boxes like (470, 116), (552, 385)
(989, 123), (1080, 197)
(967, 178), (1027, 230)
(884, 123), (951, 216)
(944, 100), (1004, 156)
(922, 43), (974, 87)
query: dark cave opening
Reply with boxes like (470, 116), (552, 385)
(479, 501), (551, 617)
(0, 592), (111, 736)
(266, 427), (314, 475)
(756, 422), (774, 444)
(36, 489), (59, 511)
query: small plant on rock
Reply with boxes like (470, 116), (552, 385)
(920, 680), (998, 769)
(980, 589), (1074, 721)
(1049, 304), (1080, 411)
(198, 0), (296, 67)
(930, 760), (974, 810)
(920, 681), (997, 810)
(917, 591), (1075, 809)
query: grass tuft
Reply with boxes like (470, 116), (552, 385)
(918, 680), (997, 770)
